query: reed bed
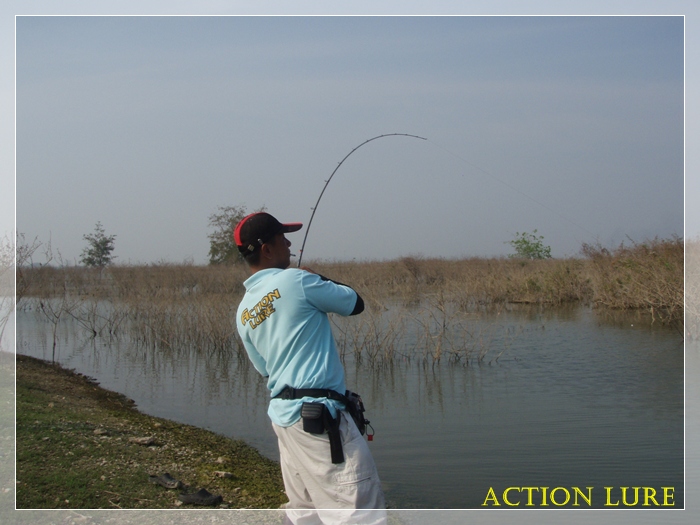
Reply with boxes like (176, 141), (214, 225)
(327, 256), (594, 308)
(18, 237), (685, 365)
(581, 237), (684, 329)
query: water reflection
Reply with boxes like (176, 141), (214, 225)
(16, 305), (683, 509)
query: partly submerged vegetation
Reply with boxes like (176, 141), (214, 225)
(16, 237), (685, 365)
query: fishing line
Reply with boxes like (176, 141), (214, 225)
(297, 133), (427, 267)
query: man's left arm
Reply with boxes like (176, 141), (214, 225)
(317, 273), (364, 315)
(302, 267), (365, 315)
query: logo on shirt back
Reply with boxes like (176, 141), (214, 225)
(240, 289), (281, 329)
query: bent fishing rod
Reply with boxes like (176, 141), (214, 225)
(297, 133), (427, 267)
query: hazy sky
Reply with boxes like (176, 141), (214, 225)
(3, 3), (700, 525)
(9, 6), (691, 266)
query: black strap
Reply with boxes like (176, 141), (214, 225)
(324, 409), (344, 464)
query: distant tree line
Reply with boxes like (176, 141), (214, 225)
(19, 213), (554, 271)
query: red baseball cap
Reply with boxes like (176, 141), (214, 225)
(234, 212), (303, 254)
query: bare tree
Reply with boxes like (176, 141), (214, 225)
(0, 233), (15, 349)
(15, 232), (43, 307)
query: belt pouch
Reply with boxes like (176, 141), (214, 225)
(301, 402), (325, 434)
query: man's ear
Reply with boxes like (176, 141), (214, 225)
(259, 243), (274, 261)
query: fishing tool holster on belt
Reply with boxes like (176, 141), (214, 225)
(300, 402), (344, 464)
(275, 386), (374, 464)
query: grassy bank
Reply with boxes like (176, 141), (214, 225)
(16, 354), (286, 509)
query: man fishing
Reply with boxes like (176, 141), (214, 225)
(233, 212), (386, 525)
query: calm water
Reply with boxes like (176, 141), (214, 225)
(16, 304), (683, 509)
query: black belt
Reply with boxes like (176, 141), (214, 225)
(273, 386), (349, 405)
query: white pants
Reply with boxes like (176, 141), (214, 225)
(273, 410), (387, 525)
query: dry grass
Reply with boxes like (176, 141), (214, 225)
(327, 256), (593, 308)
(18, 237), (684, 364)
(581, 237), (684, 329)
